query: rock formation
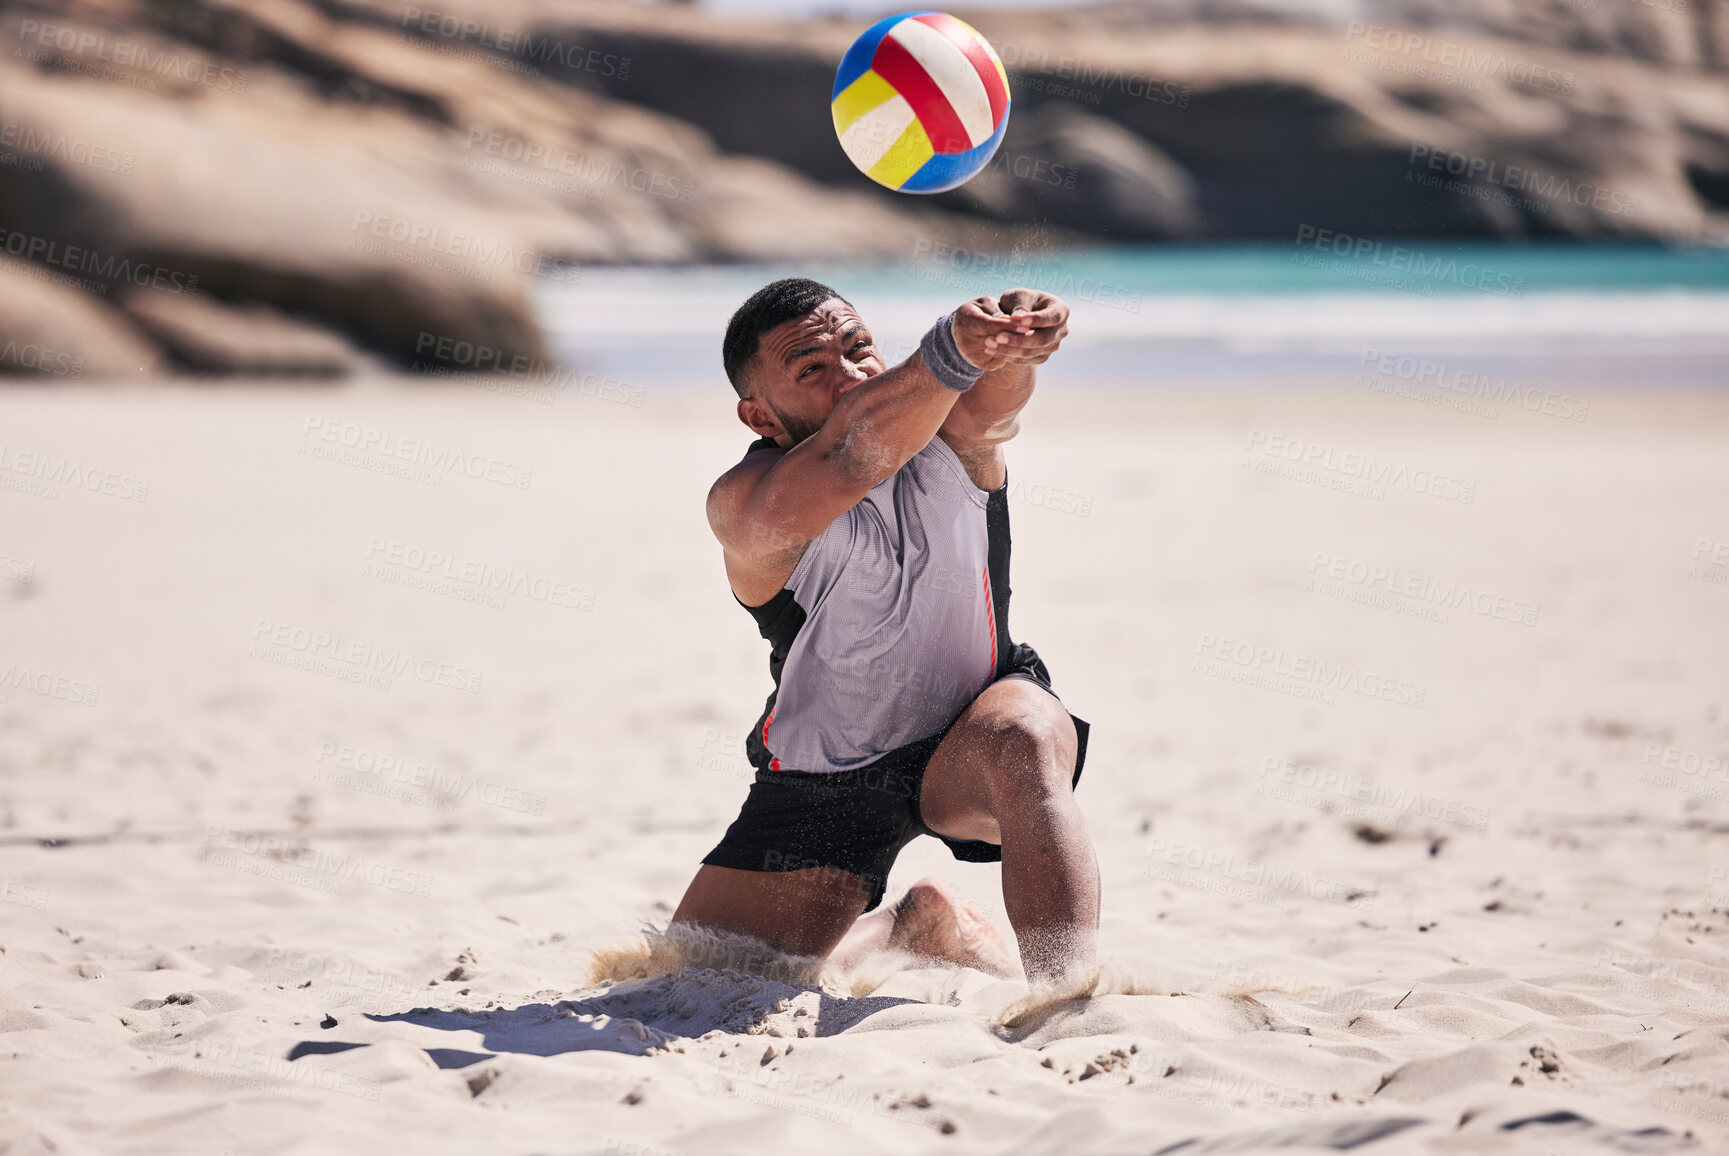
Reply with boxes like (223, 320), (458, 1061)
(0, 0), (1723, 379)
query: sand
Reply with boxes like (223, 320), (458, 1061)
(1, 376), (1726, 1155)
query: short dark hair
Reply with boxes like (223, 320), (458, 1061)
(722, 277), (849, 397)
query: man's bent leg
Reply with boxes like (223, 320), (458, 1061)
(672, 866), (1020, 977)
(671, 863), (873, 961)
(916, 678), (1099, 985)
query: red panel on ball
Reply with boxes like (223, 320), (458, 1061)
(910, 12), (1009, 131)
(870, 32), (972, 154)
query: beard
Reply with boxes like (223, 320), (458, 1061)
(768, 403), (823, 447)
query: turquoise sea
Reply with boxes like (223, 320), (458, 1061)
(816, 241), (1729, 296)
(535, 243), (1729, 391)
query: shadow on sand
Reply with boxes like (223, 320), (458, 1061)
(286, 970), (920, 1070)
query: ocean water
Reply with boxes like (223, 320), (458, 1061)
(534, 243), (1729, 392)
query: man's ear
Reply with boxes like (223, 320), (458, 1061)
(737, 396), (783, 439)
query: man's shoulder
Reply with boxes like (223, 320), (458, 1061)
(707, 443), (778, 529)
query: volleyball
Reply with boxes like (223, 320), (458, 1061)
(830, 12), (1011, 194)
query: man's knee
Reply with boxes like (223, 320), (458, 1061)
(977, 703), (1076, 794)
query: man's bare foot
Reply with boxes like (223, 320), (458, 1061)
(886, 878), (1022, 979)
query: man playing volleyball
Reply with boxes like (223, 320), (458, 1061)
(672, 278), (1096, 986)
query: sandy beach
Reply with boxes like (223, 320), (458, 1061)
(1, 376), (1726, 1155)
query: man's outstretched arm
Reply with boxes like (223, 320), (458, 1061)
(711, 300), (1044, 577)
(938, 289), (1071, 491)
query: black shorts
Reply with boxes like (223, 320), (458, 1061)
(700, 643), (1090, 912)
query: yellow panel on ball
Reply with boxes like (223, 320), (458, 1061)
(868, 119), (935, 191)
(831, 69), (899, 136)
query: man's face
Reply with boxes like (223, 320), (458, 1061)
(739, 299), (885, 447)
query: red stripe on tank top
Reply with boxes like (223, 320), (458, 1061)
(762, 707), (780, 771)
(981, 566), (996, 685)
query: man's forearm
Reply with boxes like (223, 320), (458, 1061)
(954, 361), (1036, 444)
(817, 298), (1044, 483)
(822, 350), (962, 482)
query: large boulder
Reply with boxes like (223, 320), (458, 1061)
(122, 288), (369, 377)
(0, 254), (161, 380)
(937, 103), (1205, 239)
(0, 8), (587, 370)
(432, 0), (1729, 240)
(0, 0), (1017, 379)
(1061, 0), (1727, 73)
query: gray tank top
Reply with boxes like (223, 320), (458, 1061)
(741, 434), (1008, 775)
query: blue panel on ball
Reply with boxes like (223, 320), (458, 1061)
(898, 111), (1009, 194)
(831, 11), (937, 97)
